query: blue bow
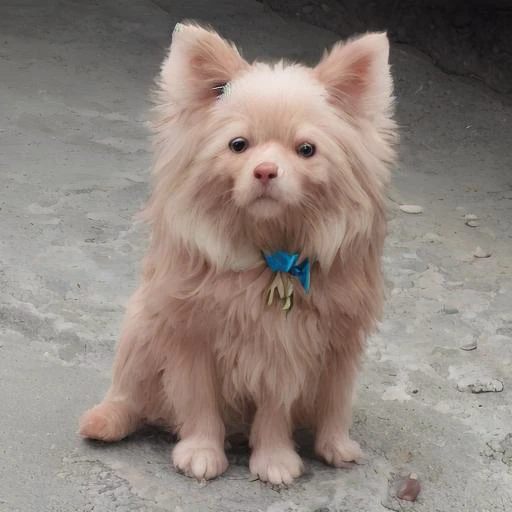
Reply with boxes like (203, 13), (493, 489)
(264, 252), (311, 293)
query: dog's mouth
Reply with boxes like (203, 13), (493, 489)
(255, 190), (275, 200)
(250, 191), (280, 208)
(247, 192), (283, 218)
(253, 184), (279, 201)
(252, 195), (277, 206)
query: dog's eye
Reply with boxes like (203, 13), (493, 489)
(229, 137), (249, 153)
(212, 82), (227, 98)
(297, 142), (316, 158)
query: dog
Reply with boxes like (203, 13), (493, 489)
(79, 22), (396, 485)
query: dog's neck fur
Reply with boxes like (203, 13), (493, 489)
(191, 210), (346, 273)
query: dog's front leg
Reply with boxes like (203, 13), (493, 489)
(249, 399), (304, 485)
(164, 343), (228, 481)
(314, 345), (363, 467)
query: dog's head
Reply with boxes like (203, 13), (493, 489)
(150, 23), (396, 270)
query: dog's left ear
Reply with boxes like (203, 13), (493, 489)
(159, 22), (249, 109)
(314, 33), (393, 121)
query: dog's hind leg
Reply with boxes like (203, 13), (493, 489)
(79, 292), (155, 442)
(79, 398), (141, 442)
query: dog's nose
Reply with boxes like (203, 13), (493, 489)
(253, 162), (278, 185)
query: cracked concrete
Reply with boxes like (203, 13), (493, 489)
(0, 0), (511, 510)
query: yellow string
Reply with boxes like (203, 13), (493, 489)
(266, 272), (294, 311)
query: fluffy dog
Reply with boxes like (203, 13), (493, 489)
(79, 22), (396, 485)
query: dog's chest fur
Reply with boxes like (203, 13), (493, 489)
(145, 242), (378, 419)
(187, 265), (338, 414)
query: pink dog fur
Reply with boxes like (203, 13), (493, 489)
(79, 22), (396, 485)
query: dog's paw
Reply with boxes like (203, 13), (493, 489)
(249, 447), (304, 485)
(172, 438), (228, 481)
(315, 436), (363, 467)
(79, 402), (138, 442)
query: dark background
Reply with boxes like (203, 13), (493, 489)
(262, 0), (512, 94)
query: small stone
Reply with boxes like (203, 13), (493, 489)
(423, 232), (441, 243)
(460, 340), (478, 351)
(464, 214), (480, 227)
(446, 280), (464, 289)
(473, 246), (491, 258)
(399, 204), (423, 214)
(457, 378), (503, 393)
(397, 474), (421, 502)
(321, 3), (329, 12)
(401, 451), (414, 463)
(442, 306), (459, 314)
(496, 327), (512, 337)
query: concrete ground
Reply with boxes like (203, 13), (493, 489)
(1, 1), (511, 511)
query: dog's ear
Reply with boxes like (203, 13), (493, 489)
(314, 33), (393, 121)
(159, 22), (249, 108)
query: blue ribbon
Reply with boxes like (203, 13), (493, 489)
(263, 252), (311, 293)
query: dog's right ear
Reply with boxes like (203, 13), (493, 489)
(159, 22), (249, 109)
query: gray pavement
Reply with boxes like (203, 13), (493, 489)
(1, 1), (511, 510)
